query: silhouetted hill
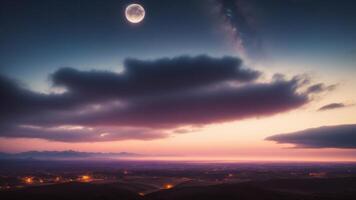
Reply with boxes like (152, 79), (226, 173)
(0, 150), (143, 160)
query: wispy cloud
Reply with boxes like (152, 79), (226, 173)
(318, 103), (352, 111)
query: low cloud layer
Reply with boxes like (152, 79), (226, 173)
(266, 124), (356, 149)
(0, 56), (329, 142)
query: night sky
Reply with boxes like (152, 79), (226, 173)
(0, 0), (356, 161)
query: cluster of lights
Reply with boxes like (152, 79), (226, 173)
(1, 174), (100, 190)
(0, 186), (12, 190)
(19, 174), (99, 185)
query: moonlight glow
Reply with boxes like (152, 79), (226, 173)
(125, 4), (145, 24)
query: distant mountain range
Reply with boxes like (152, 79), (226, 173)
(0, 150), (144, 160)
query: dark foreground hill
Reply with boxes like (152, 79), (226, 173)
(1, 177), (356, 200)
(0, 150), (142, 160)
(147, 182), (306, 200)
(0, 182), (144, 200)
(147, 177), (356, 200)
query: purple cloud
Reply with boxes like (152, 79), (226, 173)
(0, 56), (330, 142)
(266, 124), (356, 149)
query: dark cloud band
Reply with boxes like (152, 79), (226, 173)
(52, 56), (260, 100)
(0, 56), (328, 142)
(266, 124), (356, 149)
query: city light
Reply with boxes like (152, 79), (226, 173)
(24, 177), (33, 184)
(163, 184), (173, 189)
(80, 175), (92, 182)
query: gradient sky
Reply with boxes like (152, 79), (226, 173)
(0, 0), (356, 161)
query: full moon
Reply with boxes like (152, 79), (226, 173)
(125, 4), (145, 24)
